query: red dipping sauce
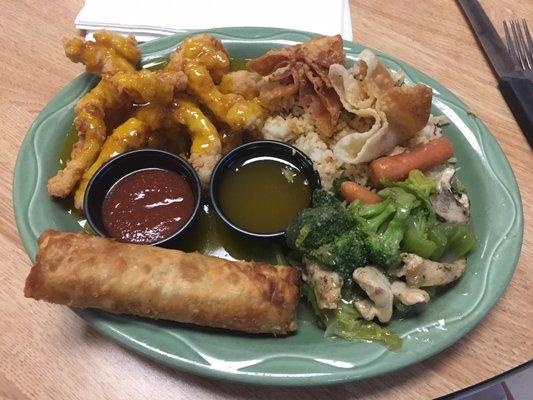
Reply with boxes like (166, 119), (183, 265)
(102, 168), (194, 244)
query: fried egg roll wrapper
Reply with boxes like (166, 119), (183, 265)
(24, 230), (300, 334)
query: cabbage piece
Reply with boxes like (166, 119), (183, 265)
(324, 304), (402, 351)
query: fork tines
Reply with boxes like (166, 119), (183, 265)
(503, 19), (533, 70)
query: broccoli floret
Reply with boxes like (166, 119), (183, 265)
(349, 187), (418, 268)
(287, 184), (418, 272)
(382, 170), (436, 222)
(312, 189), (342, 208)
(285, 206), (354, 251)
(400, 208), (437, 259)
(369, 187), (417, 267)
(308, 229), (367, 279)
(348, 198), (396, 232)
(285, 208), (315, 250)
(383, 170), (435, 199)
(365, 235), (401, 268)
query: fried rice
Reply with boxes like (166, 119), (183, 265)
(261, 111), (445, 190)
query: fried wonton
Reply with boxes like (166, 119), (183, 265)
(330, 49), (432, 164)
(248, 35), (345, 138)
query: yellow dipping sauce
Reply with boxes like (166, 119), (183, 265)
(218, 156), (311, 234)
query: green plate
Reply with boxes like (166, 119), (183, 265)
(13, 28), (523, 386)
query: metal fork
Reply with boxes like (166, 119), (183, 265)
(503, 19), (533, 73)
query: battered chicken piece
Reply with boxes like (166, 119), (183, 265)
(92, 30), (140, 63)
(219, 70), (262, 100)
(169, 97), (222, 186)
(182, 60), (264, 131)
(47, 79), (126, 198)
(167, 35), (265, 131)
(47, 110), (107, 197)
(49, 30), (142, 198)
(74, 99), (180, 209)
(170, 98), (221, 155)
(74, 79), (126, 116)
(130, 102), (168, 131)
(110, 69), (187, 104)
(73, 117), (150, 209)
(48, 67), (187, 198)
(49, 33), (257, 199)
(63, 30), (139, 76)
(173, 34), (230, 83)
(391, 281), (430, 306)
(397, 253), (468, 287)
(162, 34), (229, 82)
(352, 266), (393, 323)
(189, 151), (221, 187)
(303, 257), (342, 310)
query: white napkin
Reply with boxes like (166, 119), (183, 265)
(75, 0), (353, 42)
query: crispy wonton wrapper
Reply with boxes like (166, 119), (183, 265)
(248, 35), (345, 138)
(329, 49), (432, 164)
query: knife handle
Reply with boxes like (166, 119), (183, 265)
(498, 76), (533, 147)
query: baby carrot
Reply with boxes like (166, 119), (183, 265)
(370, 137), (454, 186)
(341, 181), (382, 204)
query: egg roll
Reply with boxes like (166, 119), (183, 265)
(24, 230), (300, 334)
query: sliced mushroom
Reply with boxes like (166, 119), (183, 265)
(430, 167), (470, 223)
(397, 253), (467, 287)
(352, 266), (393, 323)
(391, 281), (430, 305)
(303, 257), (342, 310)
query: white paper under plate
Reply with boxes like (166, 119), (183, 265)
(76, 0), (353, 41)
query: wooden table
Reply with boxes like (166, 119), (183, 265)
(1, 0), (531, 398)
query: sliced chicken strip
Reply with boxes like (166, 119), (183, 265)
(397, 253), (467, 287)
(352, 266), (393, 323)
(391, 281), (429, 306)
(353, 299), (380, 321)
(303, 257), (342, 310)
